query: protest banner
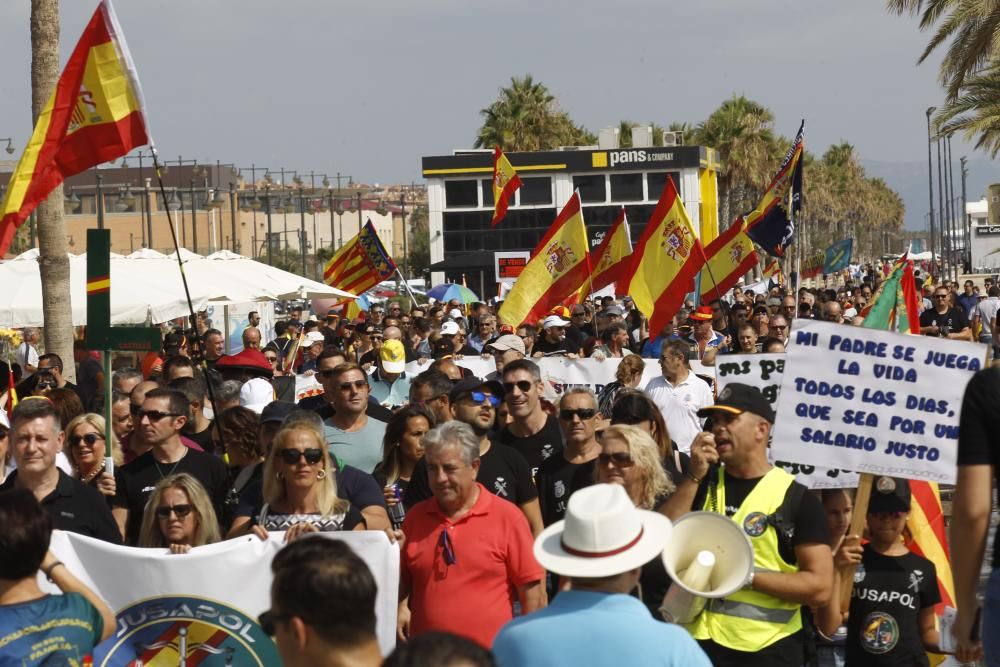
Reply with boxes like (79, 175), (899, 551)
(46, 530), (400, 664)
(405, 357), (715, 401)
(716, 353), (858, 489)
(771, 319), (986, 483)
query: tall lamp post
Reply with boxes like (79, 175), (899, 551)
(961, 156), (969, 270)
(121, 149), (154, 249)
(0, 138), (14, 155)
(238, 164), (266, 259)
(946, 135), (958, 280)
(161, 156), (202, 248)
(926, 108), (938, 278)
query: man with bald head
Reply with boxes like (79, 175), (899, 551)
(242, 327), (262, 350)
(821, 301), (843, 324)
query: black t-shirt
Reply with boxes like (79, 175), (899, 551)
(114, 448), (229, 545)
(536, 453), (596, 527)
(919, 306), (969, 334)
(845, 545), (939, 666)
(0, 470), (121, 544)
(77, 357), (103, 411)
(699, 631), (812, 667)
(958, 365), (1000, 566)
(499, 416), (564, 479)
(403, 438), (538, 509)
(186, 423), (215, 454)
(691, 469), (829, 564)
(565, 325), (587, 352)
(532, 336), (578, 356)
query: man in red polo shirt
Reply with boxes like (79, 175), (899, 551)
(393, 421), (544, 648)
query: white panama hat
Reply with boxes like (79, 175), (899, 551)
(534, 484), (673, 578)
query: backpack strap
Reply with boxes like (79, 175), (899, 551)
(768, 480), (807, 564)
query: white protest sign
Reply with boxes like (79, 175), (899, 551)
(716, 353), (859, 489)
(772, 320), (986, 484)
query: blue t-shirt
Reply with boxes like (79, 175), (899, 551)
(0, 592), (104, 666)
(493, 589), (711, 667)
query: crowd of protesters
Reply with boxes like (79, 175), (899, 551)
(2, 261), (999, 666)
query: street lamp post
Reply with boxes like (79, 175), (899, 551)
(935, 130), (946, 278)
(238, 164), (266, 259)
(264, 179), (274, 266)
(122, 150), (154, 249)
(96, 173), (105, 230)
(190, 179), (198, 253)
(0, 138), (14, 155)
(925, 108), (938, 278)
(946, 135), (958, 280)
(400, 192), (409, 280)
(161, 157), (201, 248)
(961, 156), (969, 270)
(229, 183), (238, 253)
(298, 182), (307, 275)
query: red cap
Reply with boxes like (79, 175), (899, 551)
(690, 306), (713, 321)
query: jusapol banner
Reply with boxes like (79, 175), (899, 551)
(44, 530), (400, 665)
(716, 353), (858, 489)
(771, 320), (986, 484)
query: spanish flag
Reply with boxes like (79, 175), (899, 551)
(762, 259), (781, 281)
(491, 146), (522, 228)
(698, 218), (757, 303)
(589, 206), (633, 292)
(0, 1), (150, 256)
(323, 220), (396, 296)
(623, 178), (705, 335)
(498, 192), (589, 327)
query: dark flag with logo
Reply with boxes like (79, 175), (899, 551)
(745, 121), (804, 257)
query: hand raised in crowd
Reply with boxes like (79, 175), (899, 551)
(385, 527), (405, 547)
(396, 602), (411, 642)
(94, 472), (116, 498)
(833, 534), (862, 570)
(168, 543), (192, 555)
(688, 431), (719, 481)
(284, 522), (319, 543)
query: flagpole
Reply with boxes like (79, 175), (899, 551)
(394, 266), (420, 310)
(150, 148), (227, 451)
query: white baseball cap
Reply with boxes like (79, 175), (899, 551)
(239, 378), (274, 414)
(543, 314), (570, 328)
(440, 321), (461, 336)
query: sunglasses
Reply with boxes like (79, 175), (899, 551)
(136, 409), (182, 422)
(264, 355), (278, 363)
(155, 504), (193, 519)
(278, 448), (324, 465)
(934, 294), (949, 299)
(559, 408), (597, 421)
(598, 451), (635, 467)
(440, 529), (457, 566)
(461, 391), (500, 407)
(338, 379), (368, 391)
(502, 380), (534, 394)
(412, 393), (447, 405)
(69, 432), (103, 447)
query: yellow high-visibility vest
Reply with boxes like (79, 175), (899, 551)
(687, 467), (803, 650)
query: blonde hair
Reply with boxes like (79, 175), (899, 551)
(64, 413), (123, 470)
(138, 473), (221, 548)
(597, 424), (673, 509)
(262, 424), (349, 516)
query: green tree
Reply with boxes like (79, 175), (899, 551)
(475, 75), (593, 151)
(934, 65), (1000, 156)
(694, 95), (777, 227)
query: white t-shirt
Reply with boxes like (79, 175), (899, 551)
(644, 372), (714, 454)
(14, 342), (38, 378)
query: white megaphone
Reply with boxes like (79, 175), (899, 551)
(659, 511), (755, 624)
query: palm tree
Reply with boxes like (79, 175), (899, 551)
(887, 0), (999, 99)
(31, 0), (76, 382)
(694, 95), (776, 227)
(934, 65), (1000, 156)
(474, 75), (593, 151)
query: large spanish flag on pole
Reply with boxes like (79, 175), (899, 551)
(498, 192), (589, 327)
(323, 220), (396, 296)
(491, 146), (522, 227)
(589, 206), (633, 292)
(0, 0), (150, 256)
(623, 178), (705, 335)
(698, 218), (758, 303)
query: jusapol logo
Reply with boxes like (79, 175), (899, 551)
(94, 595), (279, 666)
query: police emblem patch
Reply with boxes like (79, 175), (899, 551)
(743, 512), (768, 537)
(861, 611), (899, 654)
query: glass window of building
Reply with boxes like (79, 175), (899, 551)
(481, 179), (494, 208)
(609, 173), (644, 202)
(646, 172), (679, 201)
(518, 177), (552, 206)
(445, 180), (479, 208)
(573, 174), (607, 203)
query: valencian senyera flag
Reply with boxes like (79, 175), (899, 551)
(698, 218), (757, 304)
(0, 0), (150, 256)
(491, 146), (522, 227)
(623, 177), (705, 335)
(498, 191), (590, 327)
(823, 238), (853, 274)
(860, 251), (955, 661)
(745, 121), (804, 258)
(323, 220), (396, 295)
(571, 206), (632, 303)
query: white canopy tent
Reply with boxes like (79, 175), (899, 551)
(0, 249), (355, 327)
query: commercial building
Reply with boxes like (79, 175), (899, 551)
(421, 142), (720, 298)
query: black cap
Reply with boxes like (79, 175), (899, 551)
(697, 383), (776, 423)
(260, 400), (296, 424)
(448, 376), (505, 402)
(868, 476), (911, 513)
